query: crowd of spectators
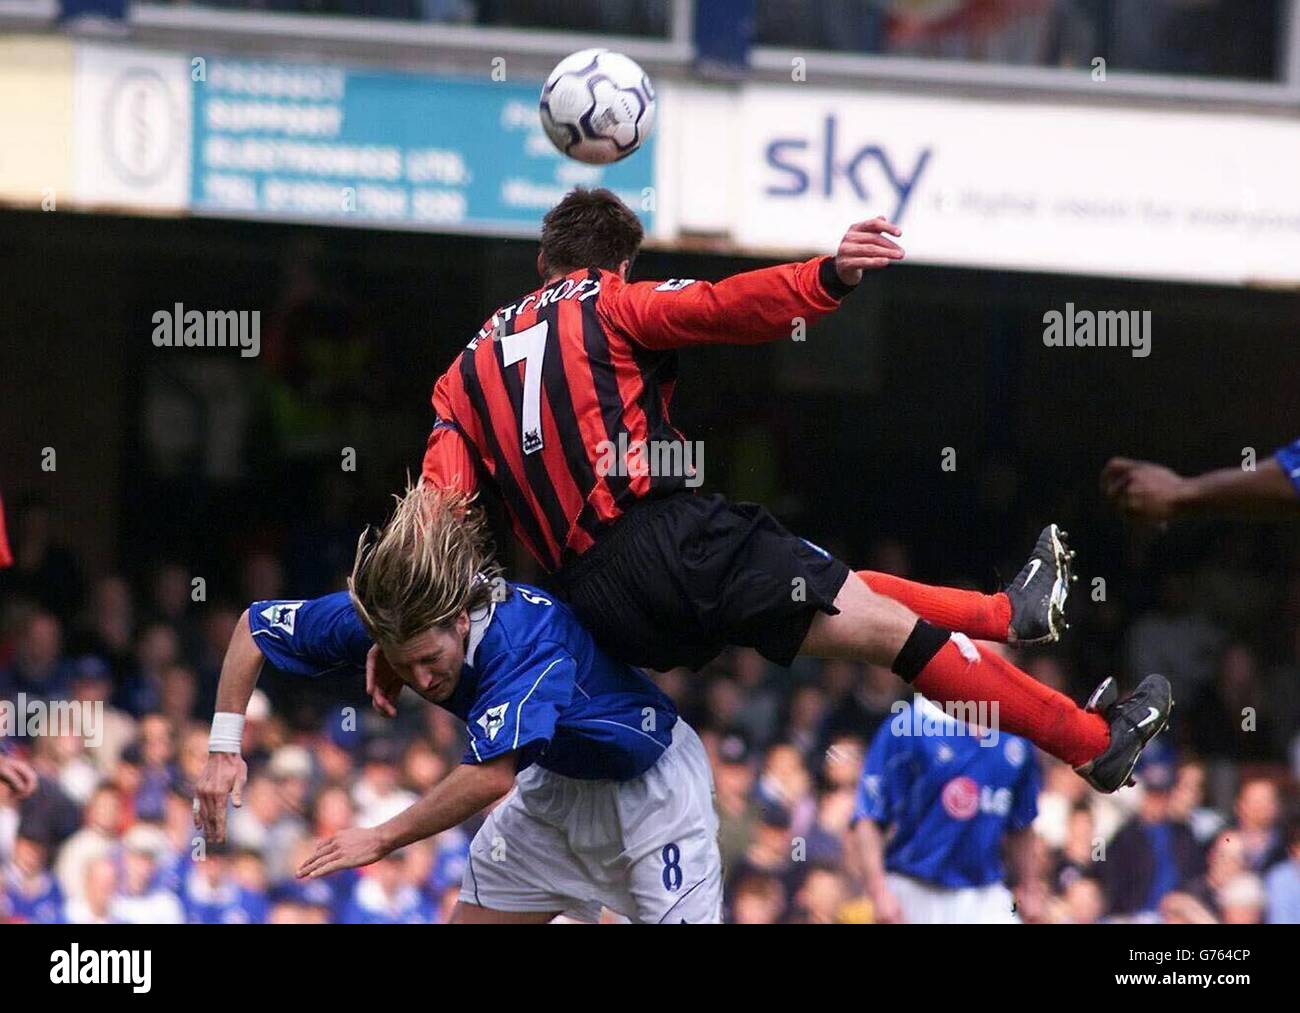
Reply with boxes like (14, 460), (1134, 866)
(146, 0), (1285, 81)
(3, 493), (1298, 925)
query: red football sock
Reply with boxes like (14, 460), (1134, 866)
(858, 571), (1011, 642)
(913, 637), (1109, 767)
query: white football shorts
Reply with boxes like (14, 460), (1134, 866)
(886, 872), (1020, 924)
(460, 720), (723, 924)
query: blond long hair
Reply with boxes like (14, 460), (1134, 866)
(348, 483), (501, 648)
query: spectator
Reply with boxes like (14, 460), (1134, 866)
(54, 783), (122, 903)
(228, 776), (304, 882)
(790, 864), (850, 924)
(3, 833), (64, 923)
(1167, 759), (1225, 845)
(1185, 829), (1246, 920)
(182, 843), (267, 925)
(75, 576), (135, 683)
(712, 730), (759, 872)
(729, 871), (786, 925)
(1216, 872), (1267, 925)
(1191, 645), (1283, 762)
(1233, 778), (1286, 873)
(1264, 819), (1300, 924)
(111, 824), (184, 924)
(132, 714), (179, 822)
(68, 656), (136, 774)
(66, 855), (117, 925)
(0, 610), (74, 704)
(1059, 874), (1106, 924)
(1102, 763), (1203, 917)
(339, 849), (437, 924)
(0, 498), (84, 622)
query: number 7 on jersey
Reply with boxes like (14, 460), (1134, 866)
(500, 320), (548, 455)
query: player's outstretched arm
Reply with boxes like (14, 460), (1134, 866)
(604, 217), (904, 351)
(295, 755), (516, 879)
(194, 609), (259, 843)
(1102, 453), (1299, 523)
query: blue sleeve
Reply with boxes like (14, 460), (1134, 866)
(247, 592), (372, 678)
(462, 642), (576, 768)
(1274, 438), (1300, 496)
(853, 720), (906, 826)
(1008, 746), (1041, 831)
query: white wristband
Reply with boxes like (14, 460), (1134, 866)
(209, 712), (246, 754)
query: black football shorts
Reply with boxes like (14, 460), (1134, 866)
(552, 493), (851, 671)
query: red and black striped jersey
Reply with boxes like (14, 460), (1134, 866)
(422, 255), (852, 573)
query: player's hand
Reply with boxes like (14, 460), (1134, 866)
(194, 751), (248, 843)
(366, 643), (402, 718)
(835, 217), (904, 286)
(870, 886), (905, 924)
(1101, 456), (1188, 523)
(0, 755), (38, 799)
(296, 827), (388, 879)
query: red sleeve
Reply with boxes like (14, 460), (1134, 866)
(598, 256), (850, 351)
(420, 371), (479, 496)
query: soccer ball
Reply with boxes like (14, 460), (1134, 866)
(539, 49), (656, 165)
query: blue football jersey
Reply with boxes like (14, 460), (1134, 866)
(1275, 437), (1300, 495)
(248, 583), (677, 781)
(852, 698), (1040, 889)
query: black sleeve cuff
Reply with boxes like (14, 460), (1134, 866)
(817, 256), (856, 300)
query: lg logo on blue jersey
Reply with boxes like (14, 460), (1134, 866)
(941, 776), (1012, 820)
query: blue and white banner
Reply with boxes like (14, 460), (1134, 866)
(189, 58), (654, 235)
(660, 81), (1300, 286)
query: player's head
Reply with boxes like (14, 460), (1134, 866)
(349, 483), (500, 703)
(538, 187), (643, 280)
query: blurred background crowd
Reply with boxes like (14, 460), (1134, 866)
(156, 0), (1286, 82)
(3, 485), (1299, 924)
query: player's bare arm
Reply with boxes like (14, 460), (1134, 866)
(295, 754), (516, 879)
(853, 819), (904, 924)
(1102, 454), (1298, 523)
(194, 609), (258, 843)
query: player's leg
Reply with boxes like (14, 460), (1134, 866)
(457, 780), (603, 924)
(799, 572), (1173, 788)
(857, 570), (1012, 642)
(616, 722), (724, 924)
(801, 575), (1106, 765)
(857, 520), (1075, 645)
